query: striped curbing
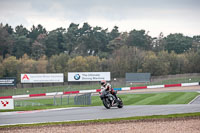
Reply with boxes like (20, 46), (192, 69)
(121, 87), (131, 91)
(12, 95), (29, 99)
(46, 92), (63, 96)
(79, 90), (97, 93)
(182, 82), (199, 87)
(0, 82), (199, 99)
(147, 85), (164, 89)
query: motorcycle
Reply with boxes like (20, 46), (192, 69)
(99, 90), (123, 109)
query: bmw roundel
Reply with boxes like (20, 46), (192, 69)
(74, 74), (80, 80)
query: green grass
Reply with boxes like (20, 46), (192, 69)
(0, 84), (101, 97)
(113, 92), (198, 105)
(1, 112), (200, 128)
(0, 92), (198, 112)
(123, 76), (200, 87)
(0, 76), (199, 97)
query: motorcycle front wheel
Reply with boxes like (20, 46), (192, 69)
(103, 98), (111, 109)
(117, 97), (123, 108)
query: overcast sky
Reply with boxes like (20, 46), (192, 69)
(0, 0), (199, 37)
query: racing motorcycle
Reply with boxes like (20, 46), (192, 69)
(99, 90), (123, 109)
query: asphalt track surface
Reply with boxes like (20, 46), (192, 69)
(1, 86), (200, 126)
(0, 104), (200, 126)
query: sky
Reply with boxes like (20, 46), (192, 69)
(0, 0), (200, 37)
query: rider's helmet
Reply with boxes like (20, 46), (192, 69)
(101, 80), (106, 86)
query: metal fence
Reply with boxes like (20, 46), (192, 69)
(14, 93), (92, 107)
(15, 100), (44, 107)
(74, 93), (91, 105)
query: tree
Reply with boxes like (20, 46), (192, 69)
(47, 53), (70, 77)
(64, 23), (80, 55)
(157, 51), (179, 74)
(176, 54), (187, 73)
(99, 58), (109, 72)
(12, 35), (31, 58)
(2, 56), (20, 77)
(109, 46), (145, 77)
(31, 34), (46, 59)
(192, 35), (200, 52)
(184, 51), (200, 73)
(0, 64), (3, 78)
(92, 26), (109, 54)
(0, 24), (14, 58)
(142, 52), (170, 76)
(28, 24), (47, 41)
(15, 25), (29, 37)
(56, 28), (67, 53)
(107, 32), (128, 51)
(164, 33), (193, 54)
(44, 28), (67, 57)
(152, 32), (165, 52)
(85, 56), (100, 72)
(68, 56), (89, 72)
(31, 41), (46, 60)
(3, 24), (13, 34)
(0, 56), (3, 77)
(75, 23), (110, 56)
(45, 31), (60, 57)
(75, 23), (93, 55)
(109, 26), (120, 40)
(35, 56), (48, 73)
(20, 54), (37, 73)
(126, 29), (152, 50)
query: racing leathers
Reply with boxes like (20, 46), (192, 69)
(101, 83), (118, 103)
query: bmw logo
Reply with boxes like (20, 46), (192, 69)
(74, 74), (80, 80)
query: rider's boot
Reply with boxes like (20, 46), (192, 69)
(113, 95), (119, 103)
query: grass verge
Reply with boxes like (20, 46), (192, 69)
(0, 92), (198, 112)
(0, 112), (200, 128)
(0, 76), (200, 97)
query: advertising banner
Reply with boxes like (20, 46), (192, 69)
(21, 73), (64, 83)
(0, 99), (14, 110)
(0, 78), (16, 86)
(68, 72), (110, 82)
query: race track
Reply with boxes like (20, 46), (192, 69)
(0, 104), (200, 126)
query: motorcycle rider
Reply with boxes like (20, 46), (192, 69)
(100, 80), (118, 104)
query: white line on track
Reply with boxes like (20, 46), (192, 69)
(0, 107), (81, 116)
(188, 95), (200, 104)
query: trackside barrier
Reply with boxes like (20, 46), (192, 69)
(53, 93), (72, 105)
(182, 82), (199, 87)
(74, 93), (91, 105)
(147, 85), (164, 89)
(0, 82), (200, 99)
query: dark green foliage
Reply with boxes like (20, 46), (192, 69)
(0, 23), (200, 78)
(164, 33), (193, 54)
(12, 35), (31, 58)
(15, 25), (29, 37)
(28, 24), (47, 41)
(0, 24), (14, 58)
(126, 29), (152, 50)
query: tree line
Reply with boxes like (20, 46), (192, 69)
(0, 23), (200, 81)
(1, 47), (200, 82)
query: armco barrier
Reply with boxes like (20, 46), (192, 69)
(0, 82), (199, 99)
